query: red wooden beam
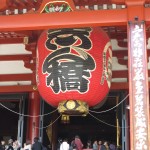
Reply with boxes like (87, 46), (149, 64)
(111, 82), (128, 90)
(145, 7), (150, 25)
(0, 74), (33, 81)
(0, 71), (137, 82)
(0, 0), (42, 11)
(127, 21), (150, 149)
(112, 0), (149, 5)
(0, 37), (24, 44)
(0, 49), (138, 61)
(113, 50), (150, 57)
(0, 71), (128, 82)
(74, 0), (112, 6)
(25, 42), (37, 51)
(0, 99), (20, 102)
(0, 9), (127, 31)
(113, 50), (127, 58)
(0, 70), (150, 83)
(0, 0), (8, 11)
(118, 59), (128, 66)
(0, 85), (37, 92)
(0, 54), (32, 61)
(2, 49), (150, 60)
(1, 48), (150, 60)
(112, 70), (128, 78)
(1, 81), (150, 92)
(112, 70), (150, 78)
(0, 82), (129, 92)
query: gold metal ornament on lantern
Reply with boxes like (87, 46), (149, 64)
(58, 100), (89, 116)
(66, 100), (76, 109)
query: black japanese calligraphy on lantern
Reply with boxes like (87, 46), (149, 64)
(43, 28), (96, 94)
(46, 28), (92, 50)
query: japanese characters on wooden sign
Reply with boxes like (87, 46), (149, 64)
(129, 22), (150, 150)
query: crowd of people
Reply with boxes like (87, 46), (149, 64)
(0, 136), (118, 150)
(59, 135), (117, 150)
(0, 137), (46, 150)
(91, 140), (116, 150)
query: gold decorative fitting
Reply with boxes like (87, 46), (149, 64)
(23, 36), (29, 44)
(58, 100), (89, 116)
(61, 115), (70, 124)
(33, 85), (37, 90)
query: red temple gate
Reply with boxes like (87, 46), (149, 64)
(0, 0), (150, 149)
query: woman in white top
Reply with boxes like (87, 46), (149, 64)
(60, 139), (69, 150)
(23, 140), (32, 150)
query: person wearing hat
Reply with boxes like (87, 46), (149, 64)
(7, 139), (14, 150)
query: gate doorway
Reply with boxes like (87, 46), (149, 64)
(42, 92), (129, 150)
(0, 93), (27, 146)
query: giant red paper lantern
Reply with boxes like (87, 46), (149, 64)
(37, 27), (112, 114)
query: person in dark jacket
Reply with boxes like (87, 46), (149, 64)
(98, 140), (107, 150)
(32, 137), (43, 150)
(7, 139), (14, 150)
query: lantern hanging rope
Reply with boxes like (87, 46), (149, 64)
(0, 102), (57, 117)
(35, 115), (61, 129)
(89, 94), (129, 114)
(88, 112), (129, 129)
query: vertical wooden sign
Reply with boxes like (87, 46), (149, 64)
(128, 21), (150, 150)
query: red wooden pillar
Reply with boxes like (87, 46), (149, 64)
(128, 21), (150, 149)
(27, 91), (40, 143)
